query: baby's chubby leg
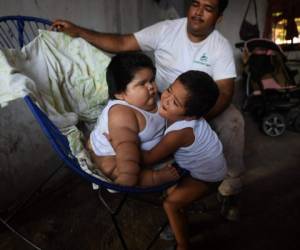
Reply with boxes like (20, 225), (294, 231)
(138, 163), (180, 187)
(153, 164), (180, 185)
(86, 139), (117, 179)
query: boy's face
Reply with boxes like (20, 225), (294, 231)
(116, 68), (157, 112)
(159, 80), (190, 122)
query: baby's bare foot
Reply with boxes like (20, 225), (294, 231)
(153, 164), (180, 185)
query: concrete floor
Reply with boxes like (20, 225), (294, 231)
(1, 113), (300, 250)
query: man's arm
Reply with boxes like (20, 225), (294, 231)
(204, 78), (235, 121)
(51, 20), (140, 53)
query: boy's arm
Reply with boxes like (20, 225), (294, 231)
(108, 105), (141, 186)
(136, 128), (193, 187)
(143, 128), (193, 165)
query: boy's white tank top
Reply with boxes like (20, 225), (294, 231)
(90, 99), (165, 156)
(165, 119), (227, 182)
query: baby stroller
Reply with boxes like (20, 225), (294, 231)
(241, 38), (300, 136)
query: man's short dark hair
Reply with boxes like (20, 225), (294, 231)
(177, 70), (219, 118)
(106, 52), (156, 99)
(218, 0), (229, 15)
(188, 0), (229, 15)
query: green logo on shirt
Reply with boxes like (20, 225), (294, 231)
(193, 53), (210, 66)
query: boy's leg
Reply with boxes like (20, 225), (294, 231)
(163, 176), (210, 249)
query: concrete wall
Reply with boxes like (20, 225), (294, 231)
(1, 0), (293, 210)
(218, 0), (268, 74)
(0, 0), (179, 33)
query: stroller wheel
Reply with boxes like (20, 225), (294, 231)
(261, 113), (286, 136)
(294, 115), (300, 132)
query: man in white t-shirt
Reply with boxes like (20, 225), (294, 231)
(52, 0), (244, 221)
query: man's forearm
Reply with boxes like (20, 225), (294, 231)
(79, 30), (138, 53)
(52, 20), (140, 53)
(205, 78), (235, 120)
(204, 92), (232, 120)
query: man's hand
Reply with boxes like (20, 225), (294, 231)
(51, 19), (81, 37)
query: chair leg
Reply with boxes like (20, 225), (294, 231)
(0, 216), (41, 250)
(4, 162), (64, 223)
(97, 188), (170, 250)
(0, 162), (64, 250)
(111, 214), (129, 250)
(146, 219), (169, 250)
(98, 189), (129, 250)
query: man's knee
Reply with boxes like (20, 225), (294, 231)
(222, 105), (244, 132)
(212, 105), (245, 140)
(212, 105), (246, 176)
(230, 108), (244, 132)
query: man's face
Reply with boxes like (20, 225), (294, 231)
(187, 0), (221, 41)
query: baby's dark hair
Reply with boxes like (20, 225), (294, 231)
(106, 52), (156, 99)
(177, 70), (219, 118)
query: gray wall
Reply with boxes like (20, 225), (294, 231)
(218, 0), (268, 73)
(0, 0), (179, 33)
(0, 0), (273, 210)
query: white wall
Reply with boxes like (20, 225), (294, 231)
(217, 0), (268, 72)
(216, 0), (268, 104)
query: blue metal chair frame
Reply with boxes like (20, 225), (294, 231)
(24, 95), (179, 250)
(0, 15), (54, 250)
(24, 95), (179, 194)
(0, 15), (52, 49)
(0, 15), (179, 249)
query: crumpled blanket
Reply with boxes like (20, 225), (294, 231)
(0, 30), (111, 185)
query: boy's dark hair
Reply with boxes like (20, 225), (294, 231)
(106, 52), (156, 99)
(177, 70), (219, 118)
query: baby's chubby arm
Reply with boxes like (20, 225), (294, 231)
(108, 105), (141, 186)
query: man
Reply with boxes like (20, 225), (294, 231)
(52, 0), (244, 221)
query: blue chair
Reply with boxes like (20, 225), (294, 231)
(0, 16), (183, 249)
(0, 15), (51, 49)
(24, 95), (182, 250)
(0, 15), (53, 250)
(23, 95), (179, 194)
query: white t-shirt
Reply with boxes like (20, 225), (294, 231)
(165, 119), (227, 182)
(90, 100), (165, 156)
(134, 18), (236, 92)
